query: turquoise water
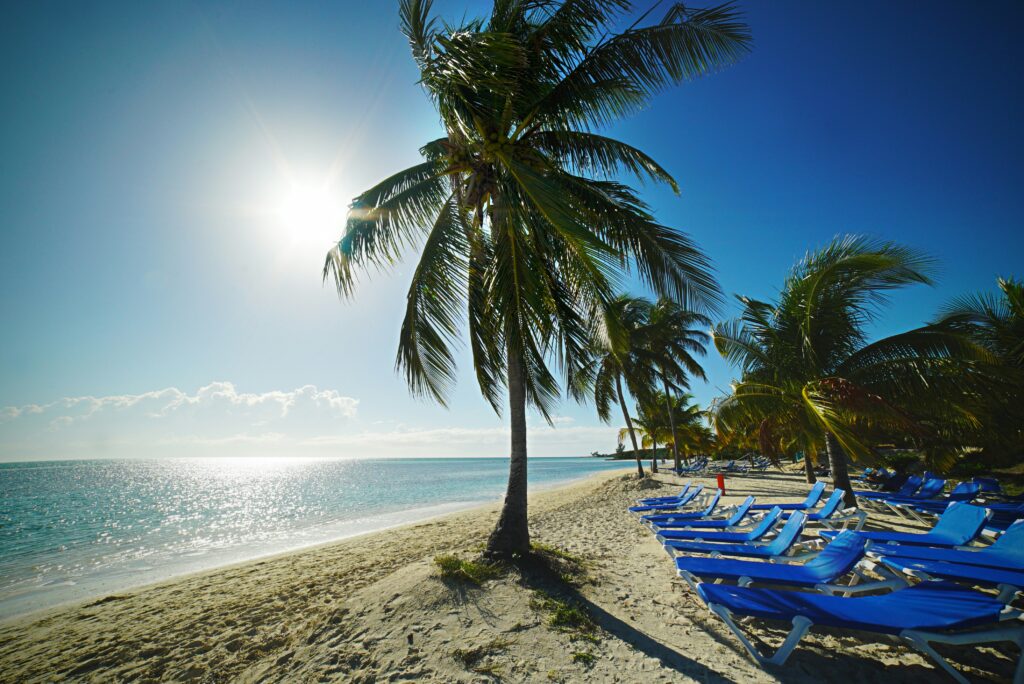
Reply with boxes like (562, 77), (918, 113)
(0, 457), (628, 619)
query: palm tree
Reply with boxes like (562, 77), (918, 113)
(593, 295), (660, 478)
(644, 297), (711, 471)
(663, 391), (714, 461)
(324, 1), (746, 557)
(933, 277), (1024, 465)
(712, 236), (986, 507)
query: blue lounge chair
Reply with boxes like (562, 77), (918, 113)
(673, 457), (708, 475)
(876, 477), (947, 508)
(635, 481), (693, 506)
(675, 531), (905, 596)
(895, 482), (981, 523)
(654, 507), (784, 544)
(819, 503), (989, 548)
(629, 485), (704, 513)
(695, 580), (1024, 683)
(878, 557), (1024, 603)
(782, 489), (867, 531)
(652, 496), (756, 530)
(749, 481), (825, 512)
(640, 489), (722, 525)
(985, 503), (1024, 534)
(659, 511), (809, 560)
(974, 476), (1002, 496)
(867, 520), (1024, 569)
(855, 474), (921, 501)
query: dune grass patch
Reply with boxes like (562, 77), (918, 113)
(433, 555), (503, 585)
(529, 591), (598, 641)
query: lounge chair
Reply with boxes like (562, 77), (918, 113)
(819, 502), (989, 548)
(866, 520), (1024, 569)
(640, 489), (723, 525)
(985, 503), (1024, 534)
(652, 496), (756, 531)
(878, 557), (1024, 603)
(974, 476), (1002, 496)
(673, 458), (708, 475)
(749, 481), (825, 511)
(894, 482), (981, 523)
(654, 506), (783, 544)
(875, 477), (947, 509)
(855, 474), (921, 501)
(659, 510), (809, 560)
(675, 531), (905, 596)
(629, 485), (704, 513)
(695, 580), (1024, 683)
(635, 481), (693, 506)
(781, 489), (867, 531)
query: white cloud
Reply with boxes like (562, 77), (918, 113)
(0, 382), (618, 461)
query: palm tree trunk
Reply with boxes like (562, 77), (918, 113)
(662, 372), (681, 472)
(803, 451), (817, 484)
(615, 374), (644, 478)
(824, 433), (856, 508)
(486, 347), (530, 557)
(650, 435), (658, 474)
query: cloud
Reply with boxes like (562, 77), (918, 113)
(0, 382), (618, 460)
(0, 382), (359, 459)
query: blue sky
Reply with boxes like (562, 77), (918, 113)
(1, 1), (1021, 461)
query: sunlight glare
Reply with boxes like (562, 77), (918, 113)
(275, 179), (345, 252)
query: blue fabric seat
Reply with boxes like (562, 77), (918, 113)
(695, 580), (1023, 682)
(636, 481), (693, 506)
(855, 474), (921, 500)
(868, 520), (1024, 569)
(652, 496), (755, 530)
(659, 510), (807, 559)
(878, 556), (1024, 602)
(675, 531), (875, 593)
(876, 477), (947, 505)
(640, 489), (721, 524)
(780, 489), (867, 530)
(819, 502), (989, 547)
(749, 481), (825, 511)
(657, 506), (782, 542)
(629, 485), (704, 513)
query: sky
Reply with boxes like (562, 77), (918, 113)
(1, 1), (1021, 462)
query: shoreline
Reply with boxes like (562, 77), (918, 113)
(0, 465), (634, 628)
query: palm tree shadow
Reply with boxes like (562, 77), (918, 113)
(515, 555), (741, 684)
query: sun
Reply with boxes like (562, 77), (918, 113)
(272, 179), (348, 255)
(276, 181), (345, 242)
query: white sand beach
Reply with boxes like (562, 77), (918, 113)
(0, 467), (1016, 683)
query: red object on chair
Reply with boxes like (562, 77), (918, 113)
(716, 473), (726, 495)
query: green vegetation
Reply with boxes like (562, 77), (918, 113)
(433, 555), (503, 585)
(591, 296), (712, 477)
(451, 638), (511, 670)
(530, 542), (593, 587)
(711, 237), (997, 501)
(530, 592), (598, 640)
(572, 651), (597, 666)
(324, 1), (750, 557)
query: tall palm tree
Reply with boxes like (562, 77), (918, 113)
(644, 297), (711, 471)
(663, 391), (714, 460)
(593, 295), (659, 478)
(324, 1), (746, 557)
(619, 400), (670, 470)
(712, 236), (986, 507)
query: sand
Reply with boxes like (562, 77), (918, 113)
(0, 466), (1016, 683)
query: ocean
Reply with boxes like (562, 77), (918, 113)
(0, 456), (629, 620)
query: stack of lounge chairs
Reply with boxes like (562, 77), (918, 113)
(629, 473), (1024, 682)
